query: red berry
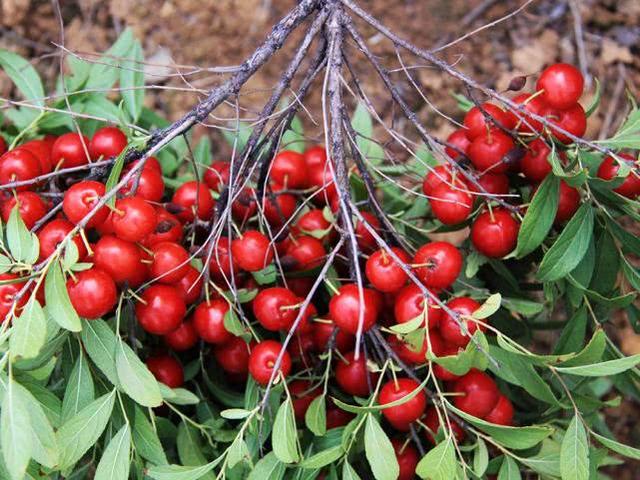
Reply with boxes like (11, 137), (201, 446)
(149, 241), (190, 284)
(413, 241), (462, 290)
(439, 297), (484, 348)
(252, 287), (299, 331)
(66, 267), (117, 319)
(355, 211), (381, 253)
(335, 351), (378, 397)
(484, 394), (514, 426)
(292, 209), (334, 240)
(463, 103), (515, 140)
(214, 337), (252, 375)
(135, 285), (186, 335)
(37, 219), (86, 262)
(285, 236), (326, 271)
(89, 126), (127, 160)
(175, 266), (203, 304)
(1, 192), (46, 229)
(0, 273), (27, 320)
(204, 161), (231, 192)
(304, 146), (327, 170)
(471, 208), (519, 258)
(231, 187), (258, 222)
(123, 167), (165, 202)
(312, 320), (354, 353)
(521, 138), (552, 182)
(428, 329), (461, 381)
(0, 148), (42, 190)
(193, 299), (232, 344)
(394, 284), (442, 328)
(391, 439), (419, 480)
(248, 340), (292, 385)
(263, 188), (297, 228)
(512, 93), (546, 133)
(467, 130), (514, 174)
(51, 132), (90, 168)
(326, 406), (355, 429)
(424, 407), (466, 444)
(172, 181), (215, 222)
(143, 207), (182, 247)
(19, 138), (54, 174)
(429, 182), (473, 225)
(308, 164), (338, 204)
(542, 104), (587, 144)
(365, 247), (410, 293)
(422, 165), (456, 196)
(329, 284), (380, 335)
(597, 154), (640, 199)
(475, 173), (510, 196)
(452, 370), (499, 418)
(164, 320), (199, 351)
(112, 196), (157, 242)
(231, 230), (274, 272)
(290, 380), (320, 421)
(379, 378), (426, 431)
(208, 236), (237, 280)
(445, 129), (471, 159)
(555, 181), (580, 224)
(271, 151), (308, 188)
(388, 334), (427, 365)
(536, 63), (584, 110)
(146, 355), (184, 388)
(94, 235), (147, 286)
(63, 180), (109, 228)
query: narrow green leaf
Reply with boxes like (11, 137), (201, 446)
(592, 431), (640, 460)
(45, 261), (82, 332)
(247, 452), (285, 480)
(560, 415), (589, 480)
(415, 436), (456, 480)
(10, 297), (47, 360)
(473, 438), (489, 477)
(61, 352), (95, 422)
(364, 414), (399, 480)
(147, 457), (223, 480)
(498, 456), (521, 480)
(133, 406), (168, 465)
(7, 206), (37, 264)
(472, 293), (502, 320)
(272, 399), (299, 463)
(80, 319), (119, 386)
(516, 175), (559, 257)
(116, 339), (162, 407)
(0, 50), (45, 106)
(342, 461), (362, 480)
(95, 424), (131, 480)
(1, 380), (33, 480)
(121, 41), (144, 122)
(555, 354), (640, 377)
(305, 394), (326, 436)
(299, 446), (344, 469)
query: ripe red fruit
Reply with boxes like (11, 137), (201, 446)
(89, 126), (127, 160)
(312, 320), (354, 353)
(391, 439), (419, 480)
(445, 129), (471, 159)
(355, 211), (381, 253)
(394, 284), (442, 328)
(475, 173), (510, 196)
(231, 187), (258, 222)
(521, 138), (552, 182)
(123, 167), (165, 202)
(555, 181), (580, 224)
(94, 235), (147, 286)
(304, 146), (327, 170)
(204, 161), (231, 191)
(164, 320), (199, 351)
(252, 287), (299, 331)
(329, 284), (381, 335)
(0, 136), (6, 156)
(452, 370), (500, 418)
(143, 207), (182, 247)
(175, 266), (203, 304)
(424, 407), (466, 444)
(379, 378), (427, 431)
(37, 219), (87, 262)
(20, 138), (54, 174)
(463, 103), (515, 140)
(51, 132), (90, 168)
(429, 182), (473, 225)
(365, 247), (410, 293)
(0, 273), (27, 320)
(193, 299), (232, 344)
(471, 208), (519, 258)
(271, 150), (308, 188)
(146, 355), (184, 388)
(512, 93), (546, 133)
(149, 241), (190, 284)
(248, 340), (292, 385)
(292, 208), (334, 240)
(467, 130), (514, 174)
(597, 154), (640, 199)
(63, 180), (109, 228)
(542, 104), (587, 144)
(208, 236), (237, 280)
(1, 192), (46, 229)
(428, 329), (461, 381)
(290, 380), (320, 420)
(413, 241), (462, 290)
(485, 394), (514, 426)
(439, 297), (484, 347)
(0, 148), (42, 190)
(231, 230), (274, 272)
(112, 196), (157, 242)
(263, 190), (297, 228)
(285, 236), (326, 271)
(135, 285), (186, 335)
(66, 267), (117, 319)
(335, 351), (378, 397)
(422, 165), (464, 197)
(537, 63), (584, 110)
(308, 164), (338, 204)
(326, 406), (355, 429)
(172, 181), (215, 222)
(388, 334), (427, 365)
(214, 337), (252, 374)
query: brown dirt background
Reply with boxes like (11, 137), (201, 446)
(2, 0), (640, 477)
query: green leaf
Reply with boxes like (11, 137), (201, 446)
(473, 438), (489, 477)
(554, 306), (588, 355)
(80, 319), (119, 386)
(10, 297), (46, 360)
(472, 293), (502, 319)
(415, 436), (456, 480)
(7, 206), (38, 264)
(86, 29), (135, 90)
(95, 424), (131, 480)
(557, 329), (606, 368)
(147, 457), (224, 480)
(104, 150), (127, 207)
(273, 399), (299, 463)
(45, 261), (82, 332)
(507, 353), (558, 405)
(305, 394), (326, 436)
(177, 423), (215, 479)
(538, 204), (594, 282)
(597, 108), (640, 148)
(61, 352), (95, 422)
(364, 414), (399, 480)
(116, 339), (163, 407)
(1, 380), (33, 480)
(0, 50), (45, 106)
(223, 309), (245, 337)
(342, 461), (362, 480)
(591, 431), (640, 460)
(555, 354), (640, 377)
(516, 175), (560, 257)
(133, 406), (168, 465)
(252, 264), (277, 285)
(498, 456), (521, 480)
(299, 446), (344, 469)
(585, 78), (601, 117)
(281, 115), (305, 153)
(248, 452), (285, 480)
(560, 415), (589, 480)
(351, 102), (384, 165)
(226, 436), (249, 468)
(333, 376), (429, 413)
(57, 390), (116, 469)
(121, 40), (144, 122)
(220, 408), (252, 420)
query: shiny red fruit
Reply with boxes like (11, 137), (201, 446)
(484, 394), (515, 426)
(512, 93), (545, 133)
(326, 406), (355, 429)
(308, 163), (338, 204)
(413, 241), (462, 290)
(429, 182), (473, 225)
(394, 284), (442, 328)
(365, 247), (410, 293)
(51, 132), (90, 168)
(475, 173), (510, 196)
(422, 165), (456, 196)
(424, 407), (466, 444)
(253, 287), (299, 331)
(597, 154), (640, 199)
(555, 181), (580, 224)
(214, 337), (252, 374)
(231, 230), (274, 272)
(1, 191), (46, 229)
(135, 285), (186, 335)
(149, 241), (190, 284)
(312, 320), (354, 353)
(471, 208), (519, 258)
(112, 196), (157, 242)
(193, 299), (232, 344)
(537, 63), (584, 110)
(123, 167), (165, 202)
(428, 329), (461, 381)
(231, 187), (257, 222)
(467, 130), (514, 174)
(89, 126), (127, 160)
(304, 146), (327, 170)
(263, 190), (297, 228)
(439, 297), (484, 348)
(355, 211), (381, 253)
(521, 138), (552, 182)
(208, 236), (237, 281)
(463, 103), (515, 140)
(452, 370), (500, 418)
(248, 340), (292, 385)
(175, 266), (203, 304)
(0, 273), (27, 320)
(143, 207), (182, 247)
(63, 180), (109, 228)
(388, 334), (427, 365)
(172, 181), (215, 222)
(292, 208), (334, 240)
(329, 284), (380, 335)
(335, 351), (378, 397)
(94, 235), (147, 286)
(66, 267), (117, 319)
(37, 219), (86, 262)
(542, 104), (587, 144)
(19, 138), (54, 174)
(204, 161), (231, 192)
(391, 439), (419, 480)
(164, 320), (199, 351)
(285, 236), (326, 271)
(379, 378), (427, 431)
(271, 150), (307, 188)
(445, 129), (471, 159)
(0, 148), (41, 191)
(146, 355), (184, 388)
